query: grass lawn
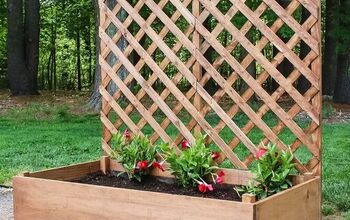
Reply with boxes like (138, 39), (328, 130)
(0, 103), (349, 215)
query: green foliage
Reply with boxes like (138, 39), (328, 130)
(236, 143), (295, 200)
(0, 0), (7, 87)
(39, 0), (96, 90)
(322, 102), (335, 118)
(158, 135), (217, 187)
(322, 202), (337, 216)
(111, 132), (157, 182)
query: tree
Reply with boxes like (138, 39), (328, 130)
(333, 0), (350, 104)
(322, 0), (339, 96)
(6, 0), (40, 95)
(89, 0), (129, 110)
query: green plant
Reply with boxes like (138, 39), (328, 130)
(236, 143), (295, 200)
(158, 134), (223, 192)
(111, 130), (161, 182)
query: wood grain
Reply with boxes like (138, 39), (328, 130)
(255, 177), (321, 220)
(13, 176), (254, 220)
(97, 0), (322, 174)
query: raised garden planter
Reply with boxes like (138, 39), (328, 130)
(13, 158), (321, 220)
(13, 0), (323, 218)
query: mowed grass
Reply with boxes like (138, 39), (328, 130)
(0, 104), (102, 183)
(0, 103), (349, 212)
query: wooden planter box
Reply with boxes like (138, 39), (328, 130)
(13, 159), (321, 220)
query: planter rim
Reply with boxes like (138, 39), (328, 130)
(17, 159), (320, 205)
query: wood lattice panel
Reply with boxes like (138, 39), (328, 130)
(98, 0), (321, 174)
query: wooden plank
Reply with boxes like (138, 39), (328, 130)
(242, 194), (256, 203)
(100, 156), (110, 174)
(97, 1), (317, 175)
(102, 138), (113, 155)
(294, 0), (319, 19)
(194, 0), (320, 125)
(109, 0), (243, 147)
(116, 0), (275, 156)
(101, 0), (176, 143)
(99, 31), (197, 145)
(13, 177), (254, 220)
(100, 111), (118, 134)
(101, 5), (248, 168)
(232, 0), (320, 78)
(105, 0), (317, 165)
(23, 161), (101, 181)
(106, 0), (192, 125)
(310, 6), (322, 175)
(192, 0), (202, 134)
(166, 0), (317, 154)
(262, 0), (319, 53)
(100, 86), (142, 136)
(99, 2), (111, 155)
(149, 1), (248, 144)
(170, 0), (302, 147)
(232, 53), (319, 161)
(180, 5), (316, 150)
(99, 57), (174, 144)
(193, 1), (319, 152)
(255, 178), (321, 220)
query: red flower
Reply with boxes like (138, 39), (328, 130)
(181, 140), (190, 149)
(216, 176), (224, 184)
(215, 171), (225, 184)
(211, 152), (220, 161)
(131, 168), (137, 174)
(198, 183), (207, 193)
(255, 148), (267, 159)
(218, 171), (225, 177)
(207, 184), (214, 191)
(137, 160), (148, 171)
(124, 129), (131, 140)
(152, 162), (165, 171)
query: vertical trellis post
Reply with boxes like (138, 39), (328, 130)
(192, 0), (202, 135)
(99, 2), (111, 156)
(310, 1), (322, 176)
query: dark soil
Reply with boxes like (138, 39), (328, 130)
(73, 172), (241, 202)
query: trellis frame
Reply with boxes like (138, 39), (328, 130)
(98, 0), (322, 175)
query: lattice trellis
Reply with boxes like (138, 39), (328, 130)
(98, 0), (321, 175)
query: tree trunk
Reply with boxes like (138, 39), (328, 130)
(6, 0), (40, 95)
(76, 31), (82, 91)
(333, 51), (350, 104)
(333, 0), (350, 103)
(88, 0), (128, 110)
(47, 50), (52, 90)
(51, 18), (57, 91)
(51, 46), (57, 91)
(87, 22), (93, 86)
(322, 0), (339, 96)
(88, 0), (103, 110)
(24, 0), (40, 93)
